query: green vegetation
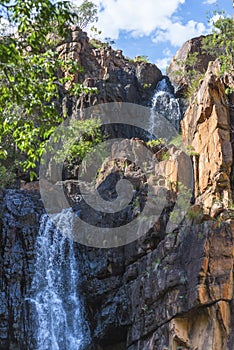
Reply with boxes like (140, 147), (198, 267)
(173, 52), (205, 100)
(203, 11), (234, 94)
(174, 52), (199, 81)
(187, 207), (203, 223)
(146, 138), (165, 148)
(141, 304), (149, 312)
(0, 165), (16, 188)
(89, 37), (115, 49)
(143, 83), (152, 89)
(169, 136), (199, 156)
(89, 26), (115, 49)
(152, 258), (160, 271)
(185, 72), (205, 100)
(72, 0), (98, 30)
(169, 182), (192, 226)
(169, 134), (183, 148)
(0, 0), (99, 184)
(125, 56), (135, 63)
(89, 26), (104, 48)
(203, 11), (234, 75)
(104, 37), (116, 46)
(185, 144), (199, 157)
(198, 232), (204, 239)
(134, 55), (149, 63)
(54, 117), (104, 165)
(162, 151), (170, 161)
(173, 12), (234, 99)
(89, 38), (105, 49)
(132, 196), (140, 210)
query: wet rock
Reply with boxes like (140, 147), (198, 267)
(0, 190), (44, 349)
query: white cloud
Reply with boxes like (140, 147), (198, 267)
(152, 19), (208, 47)
(155, 56), (171, 71)
(73, 0), (186, 39)
(155, 49), (173, 72)
(163, 48), (172, 56)
(208, 13), (225, 25)
(72, 0), (209, 48)
(203, 0), (217, 4)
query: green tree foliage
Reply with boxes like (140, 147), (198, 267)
(0, 0), (98, 183)
(73, 0), (98, 29)
(174, 52), (199, 81)
(134, 55), (149, 63)
(203, 12), (234, 75)
(54, 118), (103, 165)
(173, 52), (205, 100)
(173, 12), (234, 99)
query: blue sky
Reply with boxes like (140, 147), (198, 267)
(74, 0), (233, 72)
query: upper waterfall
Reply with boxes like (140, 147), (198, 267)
(149, 77), (182, 138)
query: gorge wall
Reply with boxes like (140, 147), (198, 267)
(78, 59), (234, 350)
(1, 29), (234, 350)
(57, 26), (162, 112)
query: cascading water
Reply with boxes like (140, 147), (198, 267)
(28, 209), (90, 350)
(149, 77), (182, 138)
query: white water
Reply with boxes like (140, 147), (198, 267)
(29, 210), (90, 350)
(149, 78), (182, 138)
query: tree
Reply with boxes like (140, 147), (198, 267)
(0, 0), (98, 182)
(173, 52), (205, 100)
(172, 12), (234, 100)
(73, 0), (98, 30)
(202, 12), (234, 75)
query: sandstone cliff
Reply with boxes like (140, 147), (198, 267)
(57, 26), (162, 111)
(0, 30), (234, 350)
(182, 61), (233, 217)
(78, 58), (234, 350)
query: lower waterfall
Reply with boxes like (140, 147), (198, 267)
(28, 210), (90, 350)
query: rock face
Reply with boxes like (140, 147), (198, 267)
(1, 33), (234, 350)
(1, 190), (234, 350)
(0, 190), (44, 349)
(182, 60), (233, 216)
(224, 75), (234, 200)
(80, 219), (234, 350)
(76, 58), (234, 349)
(57, 26), (162, 110)
(167, 35), (214, 95)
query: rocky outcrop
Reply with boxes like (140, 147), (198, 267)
(182, 60), (233, 216)
(80, 219), (234, 350)
(57, 26), (162, 109)
(76, 49), (234, 350)
(225, 76), (234, 200)
(167, 35), (214, 96)
(76, 120), (234, 349)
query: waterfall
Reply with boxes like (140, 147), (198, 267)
(149, 77), (182, 138)
(28, 210), (90, 350)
